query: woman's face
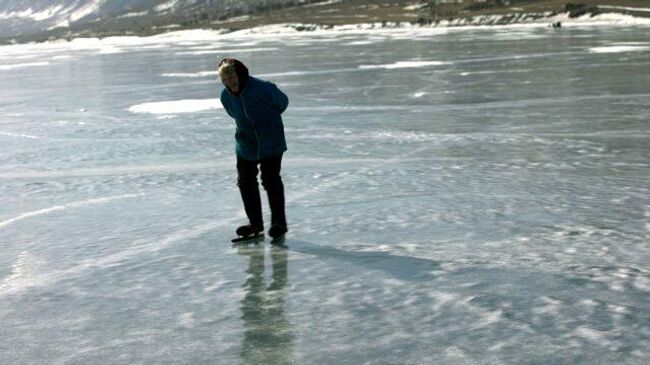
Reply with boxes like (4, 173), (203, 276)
(221, 71), (239, 93)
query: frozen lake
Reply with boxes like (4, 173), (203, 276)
(1, 22), (649, 364)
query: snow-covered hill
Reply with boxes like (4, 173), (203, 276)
(0, 0), (314, 42)
(0, 1), (156, 38)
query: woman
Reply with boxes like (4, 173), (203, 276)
(218, 58), (289, 240)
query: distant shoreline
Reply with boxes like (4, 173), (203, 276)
(198, 1), (650, 32)
(2, 1), (650, 45)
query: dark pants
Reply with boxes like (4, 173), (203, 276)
(237, 154), (286, 230)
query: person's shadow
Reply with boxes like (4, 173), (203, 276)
(238, 244), (294, 364)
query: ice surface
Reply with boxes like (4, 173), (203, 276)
(1, 22), (650, 364)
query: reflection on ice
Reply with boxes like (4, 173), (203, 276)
(238, 244), (293, 364)
(0, 251), (37, 294)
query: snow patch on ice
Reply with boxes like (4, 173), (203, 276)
(156, 115), (179, 120)
(162, 71), (218, 78)
(573, 327), (610, 344)
(0, 61), (49, 70)
(445, 346), (468, 358)
(97, 45), (124, 54)
(259, 68), (361, 78)
(344, 40), (376, 46)
(428, 291), (459, 311)
(128, 99), (222, 114)
(532, 296), (562, 315)
(0, 131), (41, 139)
(174, 47), (279, 56)
(634, 276), (650, 292)
(0, 194), (144, 228)
(359, 61), (450, 69)
(589, 45), (650, 53)
(607, 304), (631, 315)
(178, 312), (195, 328)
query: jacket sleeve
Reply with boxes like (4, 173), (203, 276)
(220, 89), (234, 118)
(269, 83), (289, 114)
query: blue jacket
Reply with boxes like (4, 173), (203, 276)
(220, 76), (289, 161)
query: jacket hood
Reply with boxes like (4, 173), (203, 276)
(220, 58), (249, 95)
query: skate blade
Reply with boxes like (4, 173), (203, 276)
(231, 234), (264, 244)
